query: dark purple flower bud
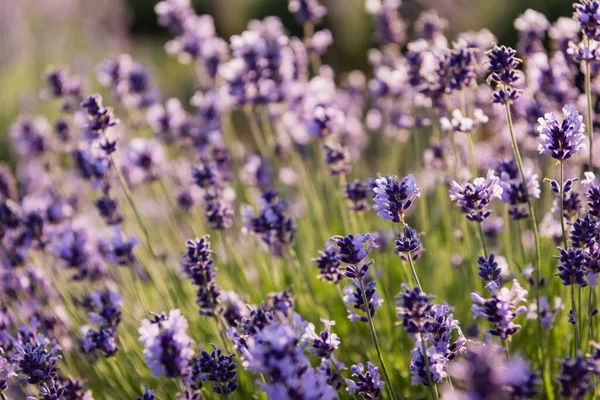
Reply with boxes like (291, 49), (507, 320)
(204, 200), (234, 230)
(137, 386), (155, 400)
(570, 214), (598, 249)
(367, 0), (405, 46)
(395, 226), (420, 254)
(514, 9), (549, 56)
(81, 95), (118, 135)
(11, 340), (62, 385)
(192, 345), (238, 395)
(478, 253), (501, 284)
(345, 180), (369, 212)
(329, 233), (377, 266)
(313, 242), (343, 283)
(323, 142), (351, 176)
(557, 354), (593, 399)
(569, 309), (577, 324)
(265, 290), (295, 318)
(396, 284), (434, 334)
(556, 247), (588, 286)
(486, 45), (522, 104)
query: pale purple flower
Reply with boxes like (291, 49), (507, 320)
(372, 174), (421, 223)
(537, 104), (586, 160)
(449, 170), (503, 222)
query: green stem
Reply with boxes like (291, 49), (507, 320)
(559, 162), (568, 250)
(421, 338), (439, 400)
(478, 223), (488, 258)
(572, 284), (580, 354)
(504, 102), (549, 393)
(357, 278), (398, 400)
(585, 53), (595, 172)
(407, 252), (422, 291)
(504, 340), (511, 360)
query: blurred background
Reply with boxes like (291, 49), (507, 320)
(0, 0), (574, 162)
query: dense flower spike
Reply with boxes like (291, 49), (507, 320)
(574, 0), (600, 41)
(138, 310), (195, 378)
(343, 281), (384, 322)
(486, 45), (522, 104)
(372, 174), (421, 223)
(477, 253), (501, 284)
(449, 170), (503, 222)
(314, 242), (343, 283)
(80, 290), (123, 359)
(471, 279), (528, 340)
(396, 284), (433, 334)
(556, 247), (588, 286)
(557, 354), (594, 399)
(191, 346), (238, 395)
(345, 362), (384, 399)
(537, 105), (586, 160)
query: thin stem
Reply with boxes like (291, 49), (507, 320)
(421, 338), (439, 400)
(407, 252), (422, 291)
(572, 284), (580, 354)
(559, 161), (568, 250)
(478, 223), (488, 258)
(585, 52), (595, 172)
(504, 102), (548, 391)
(357, 278), (399, 400)
(504, 340), (511, 360)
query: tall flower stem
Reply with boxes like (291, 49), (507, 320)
(357, 277), (399, 400)
(559, 162), (568, 250)
(421, 338), (439, 400)
(503, 102), (548, 391)
(585, 43), (595, 172)
(478, 223), (488, 258)
(407, 253), (422, 292)
(571, 285), (580, 354)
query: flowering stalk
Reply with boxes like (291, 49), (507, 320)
(559, 162), (568, 250)
(357, 277), (399, 400)
(585, 38), (595, 171)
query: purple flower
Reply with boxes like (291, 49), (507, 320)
(574, 0), (600, 41)
(180, 236), (220, 316)
(449, 170), (503, 223)
(137, 386), (156, 400)
(243, 190), (295, 256)
(556, 247), (588, 286)
(323, 142), (351, 176)
(10, 116), (51, 158)
(496, 160), (540, 220)
(329, 233), (377, 278)
(471, 279), (528, 340)
(537, 105), (586, 161)
(154, 0), (195, 36)
(343, 281), (383, 322)
(395, 225), (421, 254)
(486, 45), (522, 104)
(527, 296), (564, 329)
(192, 346), (238, 395)
(80, 290), (123, 359)
(513, 9), (549, 56)
(478, 253), (501, 284)
(365, 0), (405, 46)
(138, 309), (195, 378)
(396, 284), (433, 335)
(288, 0), (327, 24)
(372, 174), (421, 223)
(11, 337), (62, 385)
(313, 243), (343, 284)
(345, 180), (370, 212)
(304, 319), (340, 360)
(557, 354), (593, 399)
(345, 362), (384, 399)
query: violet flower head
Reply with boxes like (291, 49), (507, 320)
(154, 0), (194, 36)
(304, 319), (340, 360)
(471, 279), (529, 340)
(345, 362), (384, 399)
(138, 309), (195, 378)
(345, 180), (370, 212)
(513, 9), (550, 56)
(557, 354), (593, 399)
(80, 290), (123, 359)
(343, 281), (384, 322)
(486, 45), (522, 104)
(477, 252), (501, 284)
(365, 0), (406, 46)
(314, 242), (343, 284)
(372, 174), (422, 223)
(288, 0), (327, 24)
(537, 104), (586, 161)
(192, 346), (238, 395)
(396, 284), (434, 335)
(574, 0), (600, 41)
(496, 159), (540, 220)
(556, 247), (588, 286)
(395, 225), (420, 254)
(329, 233), (377, 278)
(11, 338), (62, 385)
(570, 213), (598, 249)
(180, 236), (220, 316)
(449, 170), (503, 223)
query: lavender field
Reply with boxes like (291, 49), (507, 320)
(2, 0), (600, 399)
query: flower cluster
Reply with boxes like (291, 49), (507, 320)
(449, 170), (503, 223)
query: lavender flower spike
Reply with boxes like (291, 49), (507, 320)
(449, 170), (503, 222)
(537, 104), (586, 161)
(372, 174), (422, 223)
